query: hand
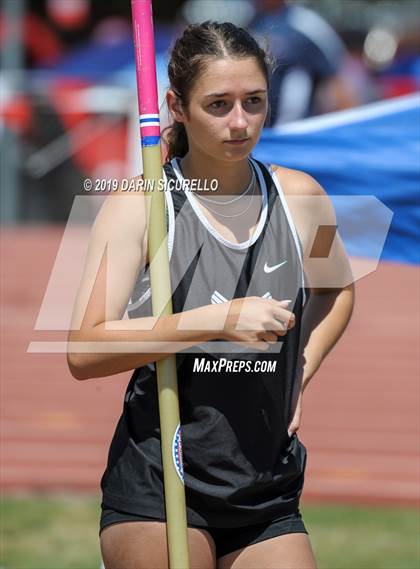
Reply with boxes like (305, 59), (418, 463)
(221, 296), (296, 351)
(286, 352), (323, 437)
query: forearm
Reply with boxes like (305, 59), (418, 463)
(68, 302), (229, 380)
(300, 284), (355, 390)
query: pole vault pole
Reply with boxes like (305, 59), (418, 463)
(130, 2), (190, 567)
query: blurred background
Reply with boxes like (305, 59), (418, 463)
(1, 0), (419, 567)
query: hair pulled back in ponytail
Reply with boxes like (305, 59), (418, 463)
(163, 21), (273, 161)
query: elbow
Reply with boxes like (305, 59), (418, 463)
(67, 352), (93, 381)
(67, 329), (97, 380)
(346, 281), (356, 308)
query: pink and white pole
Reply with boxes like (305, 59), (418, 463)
(131, 2), (190, 567)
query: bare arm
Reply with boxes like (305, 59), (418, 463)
(67, 186), (227, 381)
(300, 285), (354, 391)
(273, 166), (355, 391)
(297, 174), (355, 391)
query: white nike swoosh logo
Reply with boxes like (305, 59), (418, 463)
(264, 261), (288, 273)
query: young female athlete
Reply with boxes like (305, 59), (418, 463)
(68, 21), (354, 569)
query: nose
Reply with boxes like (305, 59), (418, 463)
(228, 102), (249, 131)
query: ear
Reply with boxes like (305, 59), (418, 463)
(166, 89), (186, 124)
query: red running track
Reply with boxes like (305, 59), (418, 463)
(1, 227), (419, 507)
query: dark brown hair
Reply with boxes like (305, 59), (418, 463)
(163, 21), (273, 160)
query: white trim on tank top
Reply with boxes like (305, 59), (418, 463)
(171, 157), (268, 251)
(172, 156), (306, 303)
(128, 159), (306, 311)
(268, 164), (306, 304)
(163, 168), (176, 260)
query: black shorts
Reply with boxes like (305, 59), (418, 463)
(99, 504), (308, 559)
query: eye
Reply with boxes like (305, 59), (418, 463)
(209, 100), (226, 109)
(246, 97), (262, 104)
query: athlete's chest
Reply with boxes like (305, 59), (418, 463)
(169, 195), (302, 311)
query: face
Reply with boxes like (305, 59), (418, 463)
(168, 57), (268, 162)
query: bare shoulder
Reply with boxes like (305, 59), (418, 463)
(270, 164), (326, 197)
(270, 164), (353, 290)
(91, 174), (148, 248)
(269, 164), (335, 255)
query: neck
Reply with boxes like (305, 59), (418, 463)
(178, 149), (253, 197)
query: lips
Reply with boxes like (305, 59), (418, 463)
(224, 138), (250, 145)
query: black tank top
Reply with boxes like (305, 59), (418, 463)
(100, 157), (309, 527)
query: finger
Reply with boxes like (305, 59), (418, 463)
(255, 331), (278, 348)
(270, 317), (291, 334)
(287, 424), (299, 437)
(285, 316), (295, 330)
(263, 332), (278, 344)
(274, 309), (295, 329)
(271, 324), (287, 337)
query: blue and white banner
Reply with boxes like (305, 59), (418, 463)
(254, 94), (420, 265)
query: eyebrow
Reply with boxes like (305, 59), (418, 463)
(204, 89), (267, 98)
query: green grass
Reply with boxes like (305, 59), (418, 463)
(302, 503), (420, 569)
(1, 494), (101, 569)
(0, 495), (418, 569)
